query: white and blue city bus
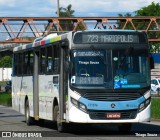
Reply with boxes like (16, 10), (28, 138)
(12, 30), (151, 132)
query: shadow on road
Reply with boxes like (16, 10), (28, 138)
(23, 120), (160, 136)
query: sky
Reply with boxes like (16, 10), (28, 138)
(0, 0), (160, 17)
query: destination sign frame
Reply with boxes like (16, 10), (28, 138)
(73, 32), (147, 44)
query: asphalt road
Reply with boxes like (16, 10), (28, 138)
(0, 105), (160, 140)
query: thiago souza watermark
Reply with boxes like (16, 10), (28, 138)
(135, 133), (158, 137)
(1, 132), (42, 138)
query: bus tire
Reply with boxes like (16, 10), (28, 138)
(118, 123), (132, 133)
(25, 100), (34, 125)
(54, 105), (65, 132)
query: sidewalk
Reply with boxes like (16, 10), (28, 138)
(151, 118), (160, 122)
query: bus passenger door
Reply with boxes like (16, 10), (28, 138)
(59, 41), (69, 122)
(33, 51), (39, 120)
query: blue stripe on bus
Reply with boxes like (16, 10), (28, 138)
(79, 96), (145, 111)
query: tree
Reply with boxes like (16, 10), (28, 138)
(118, 2), (160, 53)
(135, 2), (160, 16)
(55, 4), (85, 31)
(136, 2), (160, 53)
(0, 56), (12, 68)
(117, 13), (132, 29)
(55, 4), (75, 31)
(58, 4), (75, 17)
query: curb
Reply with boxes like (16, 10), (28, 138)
(151, 118), (160, 122)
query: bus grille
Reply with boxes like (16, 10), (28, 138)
(89, 110), (137, 120)
(83, 93), (141, 101)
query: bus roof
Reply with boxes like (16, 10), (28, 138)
(83, 29), (144, 33)
(13, 32), (69, 52)
(13, 30), (145, 52)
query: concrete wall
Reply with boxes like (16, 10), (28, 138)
(0, 68), (12, 81)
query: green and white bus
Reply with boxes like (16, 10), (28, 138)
(12, 30), (151, 132)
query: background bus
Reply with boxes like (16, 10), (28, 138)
(12, 30), (151, 132)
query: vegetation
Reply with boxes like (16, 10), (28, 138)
(118, 2), (160, 53)
(57, 4), (75, 17)
(54, 4), (85, 31)
(59, 4), (75, 31)
(151, 98), (160, 119)
(135, 2), (160, 16)
(0, 56), (12, 68)
(0, 92), (12, 106)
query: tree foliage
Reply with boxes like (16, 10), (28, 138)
(135, 2), (160, 16)
(117, 13), (132, 29)
(55, 4), (85, 31)
(118, 2), (160, 53)
(55, 4), (75, 31)
(136, 2), (160, 53)
(0, 56), (12, 68)
(57, 4), (75, 17)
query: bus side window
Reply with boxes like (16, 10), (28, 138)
(14, 54), (18, 76)
(53, 44), (60, 74)
(14, 53), (23, 76)
(29, 51), (34, 75)
(46, 46), (53, 74)
(23, 52), (28, 75)
(18, 53), (23, 75)
(40, 48), (46, 74)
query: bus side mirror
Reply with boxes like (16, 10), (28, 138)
(150, 56), (154, 69)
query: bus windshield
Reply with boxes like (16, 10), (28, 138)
(113, 48), (150, 89)
(70, 49), (150, 89)
(70, 50), (113, 88)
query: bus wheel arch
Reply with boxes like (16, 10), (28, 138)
(53, 97), (65, 132)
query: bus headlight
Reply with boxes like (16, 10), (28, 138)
(71, 97), (87, 113)
(71, 97), (78, 107)
(138, 97), (151, 112)
(79, 103), (87, 112)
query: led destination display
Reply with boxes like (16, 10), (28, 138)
(82, 34), (139, 43)
(73, 32), (147, 44)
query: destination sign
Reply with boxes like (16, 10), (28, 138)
(73, 32), (146, 44)
(82, 34), (139, 43)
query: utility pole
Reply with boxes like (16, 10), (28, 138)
(57, 0), (60, 31)
(57, 0), (60, 17)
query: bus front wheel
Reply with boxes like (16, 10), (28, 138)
(54, 105), (65, 132)
(25, 100), (34, 125)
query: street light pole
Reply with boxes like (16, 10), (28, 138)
(57, 0), (60, 17)
(57, 0), (60, 32)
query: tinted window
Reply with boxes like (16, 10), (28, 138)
(46, 46), (53, 74)
(39, 48), (46, 74)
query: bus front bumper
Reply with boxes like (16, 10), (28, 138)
(68, 103), (151, 123)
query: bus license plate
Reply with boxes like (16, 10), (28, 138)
(106, 113), (121, 119)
